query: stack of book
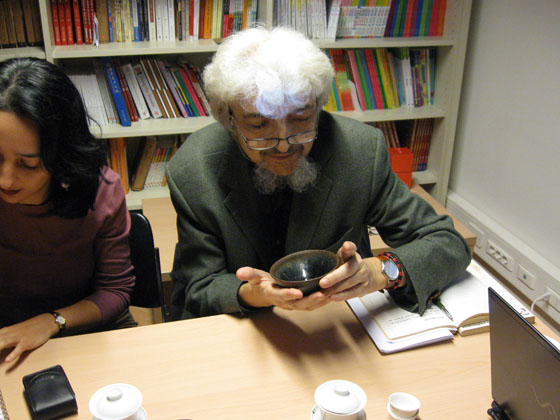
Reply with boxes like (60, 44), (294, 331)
(49, 0), (258, 45)
(0, 0), (43, 48)
(272, 0), (446, 40)
(400, 118), (434, 171)
(107, 135), (185, 193)
(384, 0), (447, 37)
(369, 118), (434, 172)
(69, 56), (210, 127)
(324, 47), (435, 112)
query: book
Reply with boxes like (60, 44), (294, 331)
(130, 136), (158, 190)
(122, 62), (151, 120)
(9, 0), (27, 47)
(347, 259), (535, 354)
(96, 0), (110, 42)
(102, 57), (131, 127)
(71, 0), (83, 44)
(108, 137), (129, 193)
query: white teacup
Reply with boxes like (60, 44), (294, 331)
(314, 380), (367, 420)
(89, 383), (147, 420)
(387, 392), (420, 420)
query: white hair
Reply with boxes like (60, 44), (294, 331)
(202, 26), (334, 127)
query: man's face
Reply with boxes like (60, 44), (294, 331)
(229, 100), (318, 176)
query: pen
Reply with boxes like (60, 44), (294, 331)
(434, 298), (454, 321)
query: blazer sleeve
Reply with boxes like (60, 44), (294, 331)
(364, 139), (471, 314)
(166, 167), (249, 319)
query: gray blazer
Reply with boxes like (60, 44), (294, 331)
(167, 112), (471, 319)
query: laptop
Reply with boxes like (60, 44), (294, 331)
(488, 287), (560, 420)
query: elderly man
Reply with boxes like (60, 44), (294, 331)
(166, 27), (470, 320)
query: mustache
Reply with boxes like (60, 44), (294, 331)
(262, 143), (304, 155)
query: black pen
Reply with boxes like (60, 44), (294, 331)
(434, 298), (454, 321)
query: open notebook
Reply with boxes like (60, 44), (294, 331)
(348, 259), (534, 353)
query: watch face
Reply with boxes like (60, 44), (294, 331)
(383, 260), (399, 280)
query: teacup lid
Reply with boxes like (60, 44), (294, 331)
(89, 383), (143, 420)
(314, 380), (367, 415)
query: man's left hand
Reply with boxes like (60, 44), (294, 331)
(318, 241), (386, 301)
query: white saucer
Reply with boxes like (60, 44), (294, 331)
(92, 406), (147, 420)
(311, 405), (366, 420)
(386, 403), (418, 420)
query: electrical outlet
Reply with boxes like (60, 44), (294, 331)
(468, 222), (486, 250)
(517, 265), (536, 290)
(486, 240), (514, 272)
(546, 287), (560, 313)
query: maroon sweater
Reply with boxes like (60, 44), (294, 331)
(0, 167), (135, 328)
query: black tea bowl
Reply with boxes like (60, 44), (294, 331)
(270, 250), (340, 296)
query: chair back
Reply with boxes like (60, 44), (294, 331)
(128, 211), (167, 322)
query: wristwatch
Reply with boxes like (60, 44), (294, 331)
(51, 312), (67, 332)
(378, 255), (400, 287)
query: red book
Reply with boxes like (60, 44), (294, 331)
(63, 0), (74, 44)
(364, 50), (385, 110)
(50, 0), (62, 45)
(178, 68), (204, 116)
(56, 0), (68, 44)
(344, 50), (366, 112)
(189, 0), (194, 38)
(403, 0), (415, 37)
(437, 0), (446, 36)
(83, 0), (93, 44)
(72, 0), (83, 44)
(181, 62), (209, 116)
(198, 0), (205, 39)
(115, 60), (139, 122)
(429, 0), (440, 36)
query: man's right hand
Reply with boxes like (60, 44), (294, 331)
(236, 267), (330, 311)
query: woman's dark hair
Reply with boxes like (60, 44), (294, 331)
(0, 57), (108, 218)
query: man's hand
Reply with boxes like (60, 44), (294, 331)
(319, 241), (387, 301)
(237, 267), (330, 311)
(0, 313), (59, 363)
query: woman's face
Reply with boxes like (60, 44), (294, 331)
(0, 111), (51, 205)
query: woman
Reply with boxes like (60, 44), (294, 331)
(0, 57), (136, 363)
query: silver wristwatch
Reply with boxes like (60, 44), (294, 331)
(51, 311), (67, 332)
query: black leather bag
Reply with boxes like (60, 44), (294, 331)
(22, 365), (78, 420)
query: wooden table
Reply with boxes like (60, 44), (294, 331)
(142, 182), (477, 276)
(3, 301), (546, 420)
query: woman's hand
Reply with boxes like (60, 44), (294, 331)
(237, 267), (330, 311)
(0, 313), (59, 363)
(319, 241), (387, 301)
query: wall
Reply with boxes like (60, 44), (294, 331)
(448, 0), (560, 326)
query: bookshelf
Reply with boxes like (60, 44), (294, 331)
(31, 0), (471, 209)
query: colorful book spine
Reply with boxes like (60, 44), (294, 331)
(344, 49), (367, 111)
(102, 57), (132, 127)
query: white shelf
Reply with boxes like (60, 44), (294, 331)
(91, 116), (216, 139)
(51, 39), (220, 59)
(0, 47), (46, 61)
(331, 105), (446, 123)
(314, 36), (456, 50)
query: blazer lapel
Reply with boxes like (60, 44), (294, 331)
(221, 145), (269, 266)
(285, 172), (333, 253)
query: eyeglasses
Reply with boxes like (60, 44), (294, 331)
(229, 111), (318, 151)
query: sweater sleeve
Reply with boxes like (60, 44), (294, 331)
(86, 168), (135, 322)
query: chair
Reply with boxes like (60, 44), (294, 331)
(128, 211), (168, 322)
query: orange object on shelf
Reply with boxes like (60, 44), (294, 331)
(389, 147), (413, 188)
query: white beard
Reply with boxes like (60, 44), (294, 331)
(253, 156), (320, 194)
